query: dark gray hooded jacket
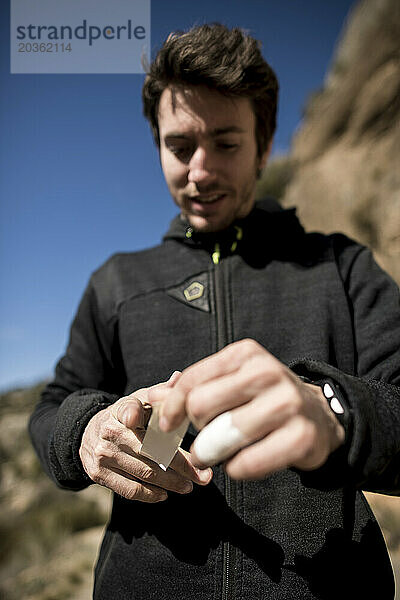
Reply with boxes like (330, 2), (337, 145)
(29, 199), (400, 599)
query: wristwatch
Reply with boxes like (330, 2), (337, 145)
(299, 375), (352, 433)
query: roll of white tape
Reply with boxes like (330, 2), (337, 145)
(192, 411), (246, 466)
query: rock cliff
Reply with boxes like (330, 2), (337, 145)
(280, 0), (400, 283)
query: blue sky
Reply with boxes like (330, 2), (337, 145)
(0, 0), (356, 391)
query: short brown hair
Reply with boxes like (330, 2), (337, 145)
(142, 23), (279, 157)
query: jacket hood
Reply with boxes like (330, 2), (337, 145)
(163, 198), (306, 263)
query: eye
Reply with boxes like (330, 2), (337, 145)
(166, 143), (193, 162)
(216, 142), (239, 152)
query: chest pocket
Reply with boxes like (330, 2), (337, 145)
(118, 272), (214, 391)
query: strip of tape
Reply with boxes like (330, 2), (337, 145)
(192, 411), (246, 466)
(140, 405), (189, 471)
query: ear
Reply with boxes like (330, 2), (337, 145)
(258, 138), (273, 171)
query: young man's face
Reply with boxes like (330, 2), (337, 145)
(158, 86), (270, 233)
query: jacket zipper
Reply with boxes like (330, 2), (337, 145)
(211, 244), (236, 600)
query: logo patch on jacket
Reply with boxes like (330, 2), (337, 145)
(166, 272), (210, 312)
(184, 282), (204, 301)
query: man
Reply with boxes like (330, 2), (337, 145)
(30, 24), (400, 599)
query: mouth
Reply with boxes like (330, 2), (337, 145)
(189, 193), (226, 205)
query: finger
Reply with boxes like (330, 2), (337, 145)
(187, 353), (286, 429)
(114, 426), (205, 491)
(97, 467), (169, 503)
(113, 371), (183, 428)
(230, 378), (299, 440)
(190, 378), (297, 467)
(159, 340), (264, 431)
(147, 383), (177, 407)
(83, 417), (197, 497)
(111, 396), (148, 430)
(105, 451), (195, 495)
(98, 424), (196, 495)
(147, 371), (182, 396)
(167, 370), (182, 386)
(224, 415), (320, 480)
(99, 422), (184, 487)
(126, 372), (182, 423)
(191, 411), (247, 468)
(135, 371), (182, 403)
(157, 387), (187, 432)
(80, 420), (167, 502)
(170, 448), (213, 486)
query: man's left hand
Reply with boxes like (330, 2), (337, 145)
(151, 339), (345, 480)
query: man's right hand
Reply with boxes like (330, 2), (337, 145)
(79, 375), (213, 502)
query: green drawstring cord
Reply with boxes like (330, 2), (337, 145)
(212, 226), (243, 265)
(230, 225), (243, 253)
(212, 243), (221, 265)
(186, 225), (243, 264)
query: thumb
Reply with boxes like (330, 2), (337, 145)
(114, 372), (182, 429)
(147, 371), (182, 405)
(112, 396), (148, 430)
(167, 370), (182, 386)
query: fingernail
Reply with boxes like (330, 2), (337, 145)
(196, 468), (213, 483)
(118, 406), (130, 425)
(181, 481), (193, 494)
(159, 415), (169, 432)
(157, 491), (168, 502)
(167, 371), (181, 387)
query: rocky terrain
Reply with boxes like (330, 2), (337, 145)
(280, 0), (400, 283)
(0, 383), (111, 600)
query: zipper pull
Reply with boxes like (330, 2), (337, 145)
(212, 243), (220, 265)
(230, 226), (243, 253)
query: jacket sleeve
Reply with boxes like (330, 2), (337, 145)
(29, 271), (126, 490)
(290, 239), (400, 494)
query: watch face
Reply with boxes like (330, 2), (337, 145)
(321, 380), (348, 433)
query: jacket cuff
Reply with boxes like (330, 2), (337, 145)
(48, 389), (118, 490)
(289, 358), (362, 490)
(296, 374), (353, 445)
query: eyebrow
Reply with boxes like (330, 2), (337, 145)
(212, 126), (245, 135)
(164, 126), (245, 140)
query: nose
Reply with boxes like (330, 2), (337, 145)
(187, 146), (217, 187)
